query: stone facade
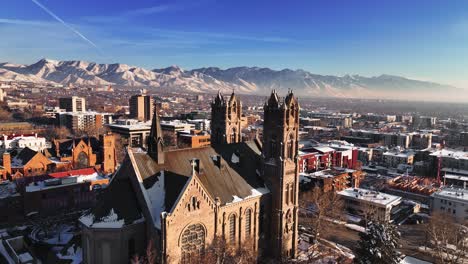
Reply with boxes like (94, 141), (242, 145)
(211, 91), (242, 145)
(81, 91), (300, 263)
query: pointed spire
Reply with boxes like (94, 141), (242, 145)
(148, 99), (164, 164)
(267, 89), (280, 108)
(285, 89), (296, 106)
(214, 90), (224, 105)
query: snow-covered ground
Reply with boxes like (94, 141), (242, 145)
(57, 244), (82, 264)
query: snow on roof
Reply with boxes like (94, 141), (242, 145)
(432, 187), (468, 202)
(313, 146), (335, 153)
(226, 187), (270, 205)
(80, 208), (124, 228)
(383, 151), (414, 158)
(231, 153), (240, 164)
(145, 170), (166, 229)
(108, 122), (151, 130)
(429, 148), (468, 160)
(57, 245), (82, 264)
(338, 188), (402, 207)
(400, 256), (432, 264)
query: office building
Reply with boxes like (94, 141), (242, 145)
(59, 96), (86, 112)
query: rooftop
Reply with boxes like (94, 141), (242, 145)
(338, 187), (402, 206)
(432, 187), (468, 202)
(429, 148), (468, 160)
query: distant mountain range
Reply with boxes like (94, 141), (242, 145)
(0, 59), (463, 101)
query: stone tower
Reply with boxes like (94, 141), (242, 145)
(147, 102), (165, 164)
(262, 90), (300, 259)
(100, 132), (117, 174)
(210, 91), (242, 145)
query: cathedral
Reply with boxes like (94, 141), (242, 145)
(80, 90), (300, 264)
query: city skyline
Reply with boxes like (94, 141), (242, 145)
(1, 0), (468, 88)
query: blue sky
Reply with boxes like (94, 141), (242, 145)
(1, 0), (468, 87)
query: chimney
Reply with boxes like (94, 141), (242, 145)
(2, 152), (11, 178)
(213, 155), (222, 168)
(190, 158), (202, 175)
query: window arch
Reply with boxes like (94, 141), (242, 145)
(76, 151), (89, 168)
(287, 134), (294, 160)
(245, 209), (252, 237)
(181, 224), (205, 263)
(228, 214), (236, 243)
(269, 134), (277, 158)
(230, 127), (237, 143)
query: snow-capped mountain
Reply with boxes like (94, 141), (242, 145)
(0, 59), (461, 100)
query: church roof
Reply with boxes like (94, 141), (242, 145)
(13, 147), (38, 166)
(50, 137), (100, 157)
(131, 143), (265, 206)
(79, 158), (144, 228)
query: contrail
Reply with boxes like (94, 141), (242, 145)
(31, 0), (100, 50)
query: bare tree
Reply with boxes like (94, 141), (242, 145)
(131, 239), (159, 264)
(300, 187), (345, 241)
(425, 212), (468, 264)
(188, 236), (256, 264)
(44, 126), (71, 140)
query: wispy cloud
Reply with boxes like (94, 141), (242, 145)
(82, 2), (197, 23)
(123, 4), (174, 16)
(31, 0), (100, 51)
(0, 18), (53, 26)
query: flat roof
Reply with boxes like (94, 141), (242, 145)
(429, 148), (468, 160)
(444, 174), (468, 182)
(431, 187), (468, 202)
(338, 187), (402, 206)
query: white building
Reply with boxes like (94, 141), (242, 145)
(0, 134), (48, 153)
(338, 187), (402, 222)
(0, 88), (5, 102)
(431, 187), (468, 224)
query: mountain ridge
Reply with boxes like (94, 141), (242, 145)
(0, 58), (463, 101)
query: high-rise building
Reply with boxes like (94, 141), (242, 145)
(55, 112), (112, 133)
(129, 94), (153, 122)
(59, 96), (86, 112)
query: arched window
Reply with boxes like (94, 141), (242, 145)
(76, 152), (89, 168)
(230, 127), (237, 143)
(181, 224), (205, 263)
(287, 134), (294, 160)
(229, 214), (236, 243)
(286, 185), (290, 205)
(269, 135), (277, 158)
(245, 209), (252, 237)
(290, 184), (294, 204)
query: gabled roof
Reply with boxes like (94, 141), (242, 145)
(51, 137), (100, 157)
(11, 147), (39, 167)
(131, 143), (264, 205)
(80, 157), (143, 227)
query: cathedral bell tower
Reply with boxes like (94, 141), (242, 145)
(210, 90), (242, 145)
(147, 101), (164, 164)
(262, 89), (300, 259)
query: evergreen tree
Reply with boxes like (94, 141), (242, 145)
(354, 221), (401, 264)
